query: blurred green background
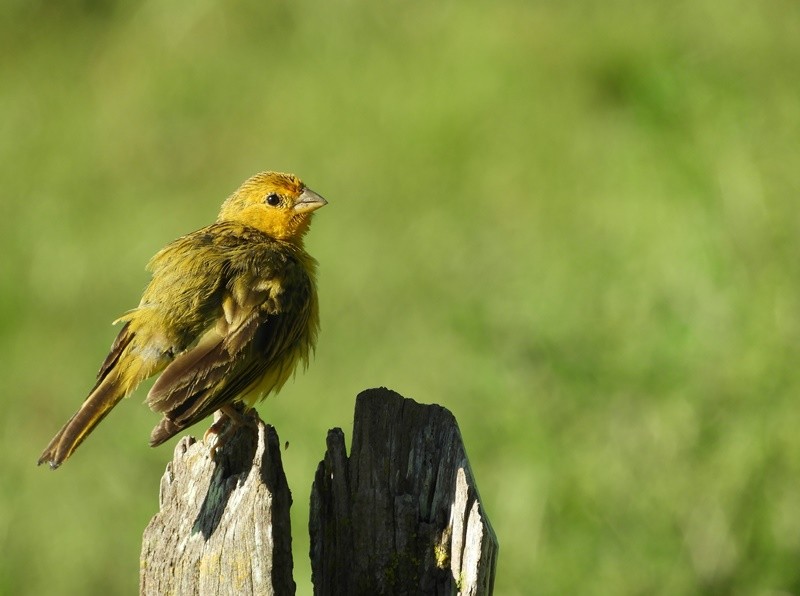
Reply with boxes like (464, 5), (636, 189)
(1, 0), (799, 594)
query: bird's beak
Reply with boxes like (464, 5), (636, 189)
(294, 188), (328, 213)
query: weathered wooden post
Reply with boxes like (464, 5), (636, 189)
(310, 388), (498, 595)
(140, 388), (498, 595)
(140, 420), (295, 595)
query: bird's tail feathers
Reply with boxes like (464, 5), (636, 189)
(38, 335), (158, 469)
(37, 373), (127, 469)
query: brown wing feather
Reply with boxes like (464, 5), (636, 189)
(151, 315), (265, 419)
(147, 326), (225, 410)
(145, 280), (307, 445)
(147, 313), (291, 446)
(94, 321), (134, 387)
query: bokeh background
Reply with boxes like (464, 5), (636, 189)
(2, 1), (799, 594)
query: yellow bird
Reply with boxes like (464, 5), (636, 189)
(38, 171), (327, 469)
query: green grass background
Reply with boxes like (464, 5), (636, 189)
(2, 1), (799, 594)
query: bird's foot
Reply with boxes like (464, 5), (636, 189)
(202, 404), (260, 457)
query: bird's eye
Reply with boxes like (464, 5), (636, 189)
(266, 193), (281, 206)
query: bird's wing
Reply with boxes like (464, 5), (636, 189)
(145, 266), (312, 440)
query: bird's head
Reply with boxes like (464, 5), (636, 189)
(218, 171), (327, 243)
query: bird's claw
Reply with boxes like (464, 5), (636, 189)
(202, 405), (260, 459)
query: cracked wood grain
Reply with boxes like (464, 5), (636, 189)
(309, 388), (498, 595)
(140, 418), (294, 596)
